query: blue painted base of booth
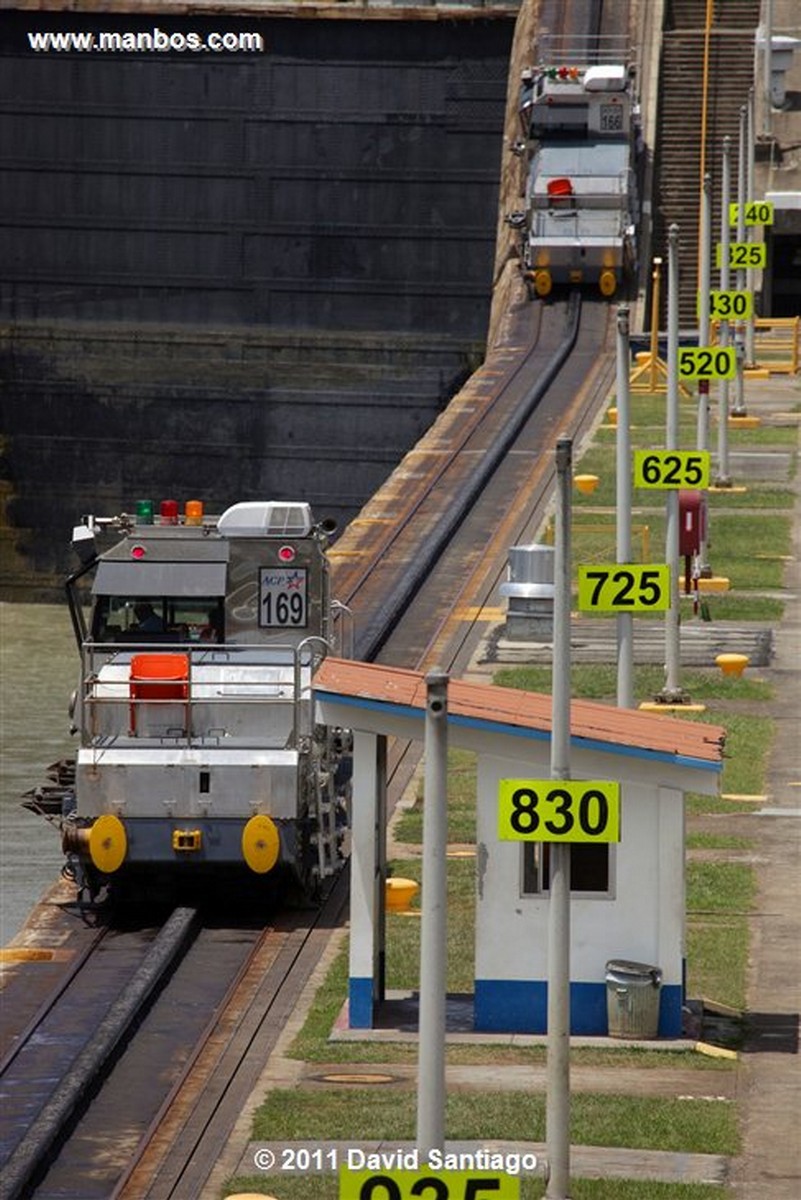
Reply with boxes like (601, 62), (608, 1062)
(349, 977), (375, 1028)
(349, 976), (683, 1037)
(474, 980), (683, 1038)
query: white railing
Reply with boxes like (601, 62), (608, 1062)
(79, 638), (329, 749)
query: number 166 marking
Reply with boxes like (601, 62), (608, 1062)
(578, 564), (670, 612)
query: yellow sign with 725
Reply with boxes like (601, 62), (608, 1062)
(577, 563), (670, 612)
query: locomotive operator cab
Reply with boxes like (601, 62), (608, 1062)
(512, 62), (640, 299)
(60, 500), (352, 901)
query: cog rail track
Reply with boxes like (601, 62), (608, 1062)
(0, 874), (349, 1200)
(337, 295), (615, 801)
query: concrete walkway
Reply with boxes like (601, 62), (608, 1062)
(235, 1139), (728, 1187)
(727, 388), (801, 1195)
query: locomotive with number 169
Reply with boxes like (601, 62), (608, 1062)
(34, 498), (353, 902)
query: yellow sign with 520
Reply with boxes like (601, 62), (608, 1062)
(498, 780), (621, 843)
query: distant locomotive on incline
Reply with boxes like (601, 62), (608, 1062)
(508, 59), (641, 299)
(45, 499), (352, 902)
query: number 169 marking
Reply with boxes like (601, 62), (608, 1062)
(578, 564), (670, 612)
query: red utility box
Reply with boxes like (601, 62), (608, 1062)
(678, 490), (707, 557)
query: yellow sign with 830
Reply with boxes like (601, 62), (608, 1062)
(498, 780), (621, 843)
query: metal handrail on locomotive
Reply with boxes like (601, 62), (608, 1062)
(52, 498), (352, 898)
(508, 60), (640, 299)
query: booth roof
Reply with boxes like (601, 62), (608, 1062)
(314, 658), (725, 768)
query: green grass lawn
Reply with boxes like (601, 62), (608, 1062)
(492, 664), (772, 704)
(395, 749), (477, 844)
(249, 1087), (738, 1154)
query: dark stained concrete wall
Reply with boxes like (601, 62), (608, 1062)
(0, 13), (510, 331)
(0, 12), (513, 595)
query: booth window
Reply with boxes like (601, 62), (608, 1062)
(522, 842), (612, 896)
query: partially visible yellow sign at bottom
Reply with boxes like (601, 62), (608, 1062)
(340, 1167), (521, 1199)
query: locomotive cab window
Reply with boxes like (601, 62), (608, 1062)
(522, 842), (612, 898)
(92, 596), (225, 643)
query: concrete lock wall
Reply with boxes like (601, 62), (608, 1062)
(0, 12), (513, 596)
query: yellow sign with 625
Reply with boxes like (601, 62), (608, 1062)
(633, 450), (710, 489)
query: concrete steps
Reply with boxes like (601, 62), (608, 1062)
(653, 0), (761, 327)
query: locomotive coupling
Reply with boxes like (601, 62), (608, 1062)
(63, 814), (127, 874)
(241, 814), (280, 874)
(529, 269), (552, 297)
(599, 269), (617, 297)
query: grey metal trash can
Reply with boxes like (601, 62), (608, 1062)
(605, 959), (662, 1039)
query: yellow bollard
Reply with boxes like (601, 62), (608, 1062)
(697, 576), (730, 593)
(716, 653), (749, 678)
(607, 406), (618, 425)
(226, 1194), (280, 1200)
(574, 474), (600, 495)
(728, 414), (761, 429)
(385, 877), (420, 912)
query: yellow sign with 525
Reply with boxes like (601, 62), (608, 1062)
(715, 242), (767, 270)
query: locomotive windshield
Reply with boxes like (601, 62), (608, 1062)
(91, 595), (225, 644)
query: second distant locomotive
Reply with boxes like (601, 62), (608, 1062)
(509, 59), (641, 299)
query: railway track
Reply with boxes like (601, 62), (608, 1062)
(340, 297), (578, 662)
(336, 294), (615, 803)
(0, 876), (349, 1199)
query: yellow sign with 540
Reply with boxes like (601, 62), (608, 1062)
(729, 201), (774, 226)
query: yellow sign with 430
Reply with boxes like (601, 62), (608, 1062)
(700, 289), (753, 320)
